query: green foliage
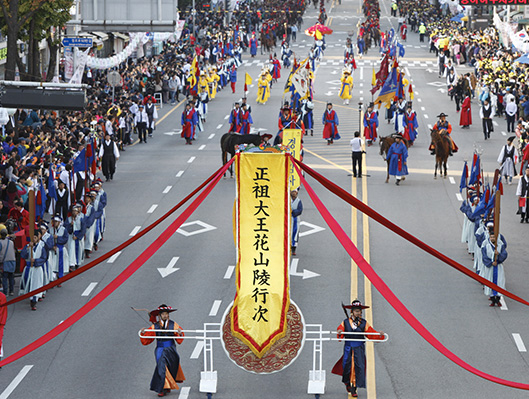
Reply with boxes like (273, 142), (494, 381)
(19, 0), (74, 42)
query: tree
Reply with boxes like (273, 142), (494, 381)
(18, 0), (73, 81)
(0, 0), (51, 80)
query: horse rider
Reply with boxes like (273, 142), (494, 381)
(430, 113), (458, 156)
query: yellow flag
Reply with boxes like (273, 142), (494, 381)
(245, 72), (253, 86)
(232, 153), (290, 358)
(371, 67), (376, 86)
(282, 129), (302, 190)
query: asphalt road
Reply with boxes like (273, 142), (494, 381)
(1, 0), (529, 398)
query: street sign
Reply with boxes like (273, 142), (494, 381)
(106, 71), (122, 87)
(62, 37), (93, 47)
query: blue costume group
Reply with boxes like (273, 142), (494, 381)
(386, 136), (408, 185)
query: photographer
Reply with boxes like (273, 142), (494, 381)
(0, 229), (16, 296)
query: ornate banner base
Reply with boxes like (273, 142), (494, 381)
(220, 301), (305, 374)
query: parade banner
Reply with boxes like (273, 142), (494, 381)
(291, 158), (529, 390)
(282, 129), (302, 191)
(232, 152), (290, 358)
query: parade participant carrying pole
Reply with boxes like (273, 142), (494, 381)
(28, 190), (35, 261)
(140, 305), (185, 397)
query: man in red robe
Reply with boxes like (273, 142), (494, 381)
(180, 103), (197, 145)
(322, 103), (340, 145)
(460, 94), (472, 129)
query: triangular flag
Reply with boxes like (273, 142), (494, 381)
(244, 72), (252, 93)
(371, 67), (376, 86)
(408, 83), (414, 100)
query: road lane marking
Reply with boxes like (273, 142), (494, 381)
(417, 98), (422, 102)
(107, 251), (122, 263)
(456, 193), (463, 201)
(190, 341), (204, 359)
(424, 114), (429, 119)
(209, 300), (222, 317)
(178, 387), (191, 399)
(147, 204), (158, 214)
(360, 67), (363, 80)
(421, 107), (425, 111)
(176, 171), (184, 177)
(81, 282), (98, 297)
(224, 115), (229, 120)
(163, 185), (173, 194)
(493, 120), (499, 127)
(208, 133), (215, 139)
(224, 265), (235, 279)
(0, 365), (33, 399)
(513, 333), (527, 352)
(361, 141), (377, 398)
(502, 131), (507, 136)
(199, 144), (206, 150)
(351, 173), (358, 301)
(217, 124), (223, 129)
(427, 124), (432, 129)
(449, 177), (456, 184)
(188, 156), (196, 163)
(130, 226), (141, 236)
(500, 296), (508, 310)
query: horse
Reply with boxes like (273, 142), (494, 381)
(379, 135), (409, 183)
(430, 128), (450, 179)
(220, 133), (264, 177)
(259, 32), (274, 54)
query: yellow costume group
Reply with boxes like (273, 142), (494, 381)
(256, 68), (273, 104)
(339, 68), (354, 104)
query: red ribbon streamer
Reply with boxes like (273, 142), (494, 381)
(293, 158), (529, 307)
(3, 162), (226, 307)
(0, 159), (233, 368)
(292, 159), (529, 390)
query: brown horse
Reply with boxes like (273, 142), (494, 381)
(259, 32), (275, 54)
(430, 128), (450, 178)
(379, 135), (409, 183)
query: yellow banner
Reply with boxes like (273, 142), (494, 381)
(282, 129), (302, 191)
(232, 152), (290, 358)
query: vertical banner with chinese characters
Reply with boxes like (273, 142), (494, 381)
(232, 152), (290, 358)
(282, 129), (302, 191)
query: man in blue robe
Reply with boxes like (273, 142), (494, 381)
(386, 134), (408, 185)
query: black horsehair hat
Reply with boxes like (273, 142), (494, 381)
(343, 299), (370, 310)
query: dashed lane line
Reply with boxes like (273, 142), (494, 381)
(209, 300), (222, 317)
(0, 365), (34, 399)
(513, 333), (527, 352)
(449, 177), (456, 184)
(163, 185), (173, 194)
(178, 387), (191, 399)
(190, 341), (204, 359)
(208, 134), (215, 139)
(81, 282), (98, 297)
(455, 193), (463, 201)
(130, 226), (141, 236)
(188, 156), (196, 163)
(199, 145), (206, 150)
(224, 265), (235, 279)
(176, 171), (184, 177)
(147, 204), (158, 214)
(107, 251), (122, 263)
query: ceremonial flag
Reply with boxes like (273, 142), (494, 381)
(397, 71), (404, 99)
(48, 166), (57, 201)
(35, 177), (47, 220)
(371, 67), (376, 86)
(375, 64), (398, 107)
(371, 55), (391, 95)
(471, 188), (489, 219)
(469, 154), (480, 185)
(73, 148), (86, 173)
(244, 72), (252, 93)
(232, 152), (290, 358)
(408, 82), (414, 100)
(459, 161), (468, 193)
(291, 58), (311, 99)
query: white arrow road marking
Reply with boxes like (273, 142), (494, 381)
(224, 265), (235, 279)
(0, 365), (33, 399)
(513, 333), (527, 352)
(147, 204), (158, 214)
(178, 387), (191, 399)
(82, 282), (98, 297)
(290, 258), (320, 279)
(299, 221), (326, 237)
(158, 257), (180, 278)
(164, 131), (181, 136)
(209, 300), (222, 316)
(190, 341), (204, 359)
(436, 89), (446, 94)
(107, 251), (122, 263)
